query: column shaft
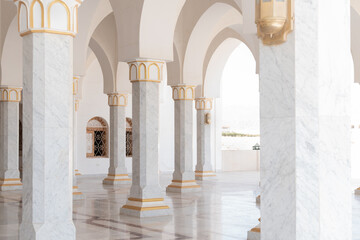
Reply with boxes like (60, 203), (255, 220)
(121, 60), (170, 218)
(72, 96), (83, 200)
(167, 85), (200, 192)
(260, 1), (351, 239)
(195, 98), (215, 180)
(104, 94), (131, 184)
(20, 33), (75, 240)
(0, 89), (22, 190)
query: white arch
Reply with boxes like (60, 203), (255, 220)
(203, 38), (241, 98)
(182, 3), (242, 86)
(202, 27), (259, 97)
(1, 16), (22, 87)
(109, 0), (186, 61)
(74, 0), (113, 76)
(89, 38), (114, 94)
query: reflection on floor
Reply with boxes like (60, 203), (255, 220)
(0, 172), (360, 240)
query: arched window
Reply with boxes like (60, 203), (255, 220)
(126, 118), (132, 157)
(86, 117), (108, 158)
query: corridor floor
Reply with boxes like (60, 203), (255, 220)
(1, 172), (360, 240)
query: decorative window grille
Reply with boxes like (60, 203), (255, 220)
(126, 118), (133, 157)
(86, 117), (108, 158)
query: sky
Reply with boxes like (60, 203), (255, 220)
(221, 43), (260, 134)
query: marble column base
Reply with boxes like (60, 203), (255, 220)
(120, 198), (170, 218)
(73, 186), (84, 200)
(355, 187), (360, 195)
(256, 195), (261, 204)
(166, 180), (201, 193)
(195, 171), (216, 180)
(75, 169), (82, 176)
(247, 223), (261, 240)
(19, 220), (76, 240)
(103, 174), (131, 185)
(0, 178), (22, 191)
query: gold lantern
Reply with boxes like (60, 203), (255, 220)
(256, 0), (294, 45)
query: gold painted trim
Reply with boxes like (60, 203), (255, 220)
(20, 29), (75, 37)
(104, 178), (131, 182)
(30, 0), (44, 28)
(18, 1), (29, 32)
(108, 174), (129, 177)
(167, 185), (200, 189)
(251, 227), (261, 233)
(0, 184), (22, 187)
(128, 198), (164, 203)
(48, 0), (71, 31)
(172, 180), (196, 183)
(108, 93), (128, 107)
(73, 192), (83, 195)
(195, 171), (214, 173)
(148, 62), (161, 81)
(0, 87), (22, 102)
(130, 80), (161, 83)
(0, 178), (21, 182)
(122, 205), (169, 211)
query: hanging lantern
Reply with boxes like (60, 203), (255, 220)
(256, 0), (294, 45)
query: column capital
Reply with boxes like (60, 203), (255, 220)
(128, 59), (165, 83)
(108, 93), (128, 107)
(172, 84), (195, 101)
(195, 97), (213, 110)
(0, 87), (22, 102)
(73, 76), (79, 95)
(14, 0), (83, 37)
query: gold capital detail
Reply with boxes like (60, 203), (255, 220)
(172, 85), (195, 101)
(14, 0), (82, 37)
(195, 98), (213, 110)
(128, 60), (164, 83)
(74, 99), (79, 112)
(73, 76), (79, 95)
(0, 87), (22, 102)
(108, 93), (128, 107)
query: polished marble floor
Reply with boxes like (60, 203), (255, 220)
(0, 172), (360, 240)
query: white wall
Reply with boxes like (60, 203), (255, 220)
(222, 150), (260, 172)
(76, 58), (133, 175)
(77, 59), (177, 175)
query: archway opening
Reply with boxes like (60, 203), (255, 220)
(220, 43), (259, 172)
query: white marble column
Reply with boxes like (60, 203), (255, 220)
(120, 60), (170, 218)
(195, 98), (215, 180)
(103, 93), (131, 185)
(259, 1), (352, 239)
(247, 219), (261, 240)
(73, 77), (82, 177)
(72, 77), (84, 200)
(0, 87), (22, 191)
(167, 85), (200, 192)
(14, 0), (82, 239)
